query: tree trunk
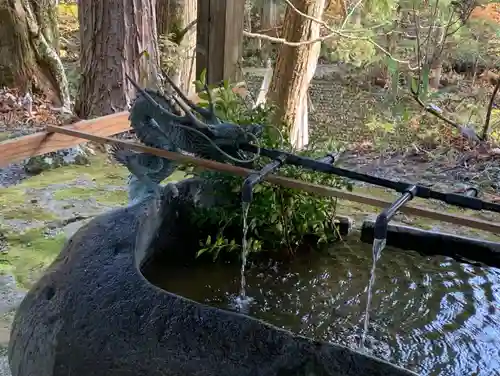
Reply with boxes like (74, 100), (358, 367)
(268, 0), (325, 149)
(429, 25), (445, 89)
(0, 0), (70, 109)
(156, 0), (197, 96)
(259, 0), (278, 61)
(75, 0), (160, 118)
(243, 0), (252, 32)
(156, 0), (170, 36)
(324, 0), (346, 23)
(244, 0), (261, 53)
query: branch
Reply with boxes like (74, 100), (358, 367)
(178, 19), (197, 42)
(481, 79), (500, 141)
(410, 88), (479, 143)
(413, 4), (422, 95)
(243, 0), (418, 69)
(341, 0), (364, 29)
(169, 19), (198, 45)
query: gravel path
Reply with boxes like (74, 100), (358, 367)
(0, 164), (29, 188)
(0, 275), (26, 376)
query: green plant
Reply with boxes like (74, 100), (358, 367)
(188, 77), (351, 260)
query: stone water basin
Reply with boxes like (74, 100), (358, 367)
(145, 237), (500, 376)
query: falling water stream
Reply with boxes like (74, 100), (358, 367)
(360, 237), (387, 349)
(234, 201), (253, 313)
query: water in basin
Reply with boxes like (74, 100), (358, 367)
(145, 238), (500, 376)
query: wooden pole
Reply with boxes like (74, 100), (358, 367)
(45, 124), (500, 235)
(0, 85), (247, 167)
(0, 112), (131, 167)
(196, 0), (245, 84)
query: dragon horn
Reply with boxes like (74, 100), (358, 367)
(161, 71), (208, 116)
(162, 70), (220, 124)
(203, 81), (220, 124)
(125, 74), (208, 129)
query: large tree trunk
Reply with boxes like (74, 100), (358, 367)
(0, 0), (70, 109)
(268, 0), (325, 149)
(156, 0), (196, 96)
(75, 0), (160, 118)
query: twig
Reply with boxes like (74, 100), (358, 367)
(413, 4), (422, 94)
(481, 79), (500, 141)
(341, 0), (364, 29)
(171, 19), (198, 45)
(410, 88), (479, 142)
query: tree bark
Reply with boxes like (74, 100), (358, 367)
(75, 0), (160, 118)
(0, 0), (70, 108)
(268, 0), (325, 149)
(156, 0), (197, 96)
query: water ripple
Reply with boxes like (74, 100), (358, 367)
(148, 241), (500, 376)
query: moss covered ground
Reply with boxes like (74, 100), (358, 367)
(0, 156), (186, 288)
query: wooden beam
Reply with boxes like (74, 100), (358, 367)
(44, 124), (500, 235)
(196, 0), (245, 84)
(0, 112), (131, 167)
(0, 85), (249, 168)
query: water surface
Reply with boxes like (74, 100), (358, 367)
(146, 239), (500, 376)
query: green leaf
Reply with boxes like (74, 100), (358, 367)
(199, 69), (207, 86)
(198, 92), (210, 101)
(196, 248), (208, 258)
(410, 76), (419, 94)
(139, 49), (150, 60)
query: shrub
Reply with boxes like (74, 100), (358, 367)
(185, 78), (351, 260)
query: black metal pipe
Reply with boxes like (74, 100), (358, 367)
(241, 154), (287, 204)
(317, 152), (338, 165)
(374, 185), (418, 240)
(240, 143), (500, 214)
(241, 151), (339, 204)
(461, 187), (479, 197)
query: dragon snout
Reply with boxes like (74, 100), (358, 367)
(244, 124), (263, 140)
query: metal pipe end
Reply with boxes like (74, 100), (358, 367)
(374, 211), (389, 240)
(241, 177), (256, 204)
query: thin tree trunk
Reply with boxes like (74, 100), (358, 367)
(75, 0), (160, 118)
(430, 25), (445, 89)
(259, 0), (278, 61)
(324, 0), (346, 23)
(156, 0), (196, 95)
(268, 0), (325, 149)
(244, 0), (260, 53)
(243, 0), (252, 32)
(156, 0), (170, 36)
(0, 0), (70, 109)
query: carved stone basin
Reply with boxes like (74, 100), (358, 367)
(8, 179), (418, 376)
